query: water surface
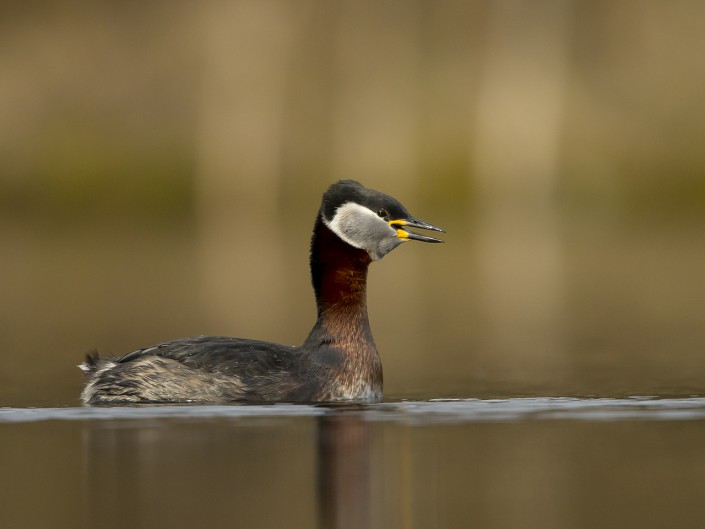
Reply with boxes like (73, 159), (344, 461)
(2, 397), (705, 529)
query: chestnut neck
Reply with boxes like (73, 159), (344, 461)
(302, 214), (383, 399)
(305, 216), (374, 342)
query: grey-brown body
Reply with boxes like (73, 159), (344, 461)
(80, 180), (442, 405)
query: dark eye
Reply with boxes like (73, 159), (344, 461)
(377, 208), (388, 219)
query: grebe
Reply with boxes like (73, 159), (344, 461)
(80, 180), (443, 404)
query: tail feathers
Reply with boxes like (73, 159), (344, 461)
(78, 350), (107, 375)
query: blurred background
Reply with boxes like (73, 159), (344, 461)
(1, 0), (704, 406)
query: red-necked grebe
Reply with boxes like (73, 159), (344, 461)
(80, 180), (444, 404)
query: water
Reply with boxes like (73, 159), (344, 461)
(2, 215), (703, 529)
(3, 398), (705, 529)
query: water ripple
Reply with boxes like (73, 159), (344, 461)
(3, 397), (705, 424)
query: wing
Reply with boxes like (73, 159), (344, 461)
(82, 336), (320, 403)
(118, 336), (302, 379)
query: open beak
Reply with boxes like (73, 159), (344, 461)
(391, 216), (445, 243)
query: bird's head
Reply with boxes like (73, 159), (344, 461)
(320, 180), (444, 261)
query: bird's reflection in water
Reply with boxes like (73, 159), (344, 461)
(316, 406), (373, 529)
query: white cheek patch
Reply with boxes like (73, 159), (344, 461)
(324, 202), (395, 255)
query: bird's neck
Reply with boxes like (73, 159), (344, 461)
(309, 216), (372, 317)
(304, 216), (382, 398)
